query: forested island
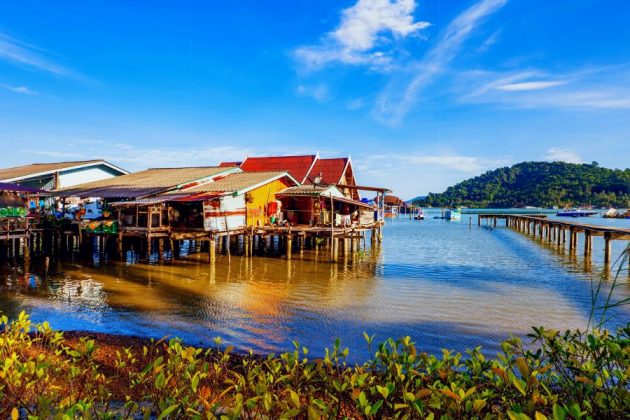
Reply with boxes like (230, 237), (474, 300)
(414, 161), (630, 208)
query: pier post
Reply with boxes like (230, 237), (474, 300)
(147, 237), (152, 260)
(332, 237), (339, 262)
(604, 232), (612, 265)
(286, 233), (292, 260)
(568, 228), (575, 251)
(158, 238), (164, 261)
(23, 236), (30, 263)
(584, 230), (592, 257)
(209, 236), (216, 264)
(117, 233), (123, 260)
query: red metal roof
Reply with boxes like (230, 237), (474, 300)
(219, 161), (241, 167)
(306, 158), (349, 185)
(239, 155), (316, 183)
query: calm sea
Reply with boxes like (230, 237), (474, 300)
(1, 209), (628, 361)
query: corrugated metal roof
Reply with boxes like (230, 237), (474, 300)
(0, 160), (126, 181)
(167, 171), (292, 195)
(240, 155), (317, 183)
(55, 167), (232, 199)
(305, 158), (349, 185)
(277, 185), (338, 196)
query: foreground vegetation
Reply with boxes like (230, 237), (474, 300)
(414, 161), (630, 208)
(1, 313), (628, 419)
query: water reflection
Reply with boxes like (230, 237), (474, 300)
(0, 211), (628, 361)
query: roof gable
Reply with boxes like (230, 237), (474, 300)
(239, 155), (317, 184)
(0, 160), (128, 182)
(306, 157), (350, 185)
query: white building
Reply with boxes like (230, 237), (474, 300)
(0, 160), (129, 190)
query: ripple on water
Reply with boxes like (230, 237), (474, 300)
(0, 212), (628, 361)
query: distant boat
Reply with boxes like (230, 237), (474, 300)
(603, 208), (630, 219)
(602, 208), (619, 218)
(414, 208), (425, 220)
(556, 209), (597, 218)
(445, 209), (461, 220)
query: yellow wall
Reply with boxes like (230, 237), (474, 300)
(246, 179), (289, 227)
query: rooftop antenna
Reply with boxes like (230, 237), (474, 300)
(313, 172), (323, 189)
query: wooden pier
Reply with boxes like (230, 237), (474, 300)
(478, 214), (630, 265)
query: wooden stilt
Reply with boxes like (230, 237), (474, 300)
(209, 236), (216, 264)
(286, 232), (292, 260)
(158, 238), (164, 261)
(604, 232), (612, 265)
(147, 237), (152, 260)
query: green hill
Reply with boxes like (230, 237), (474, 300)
(414, 161), (630, 208)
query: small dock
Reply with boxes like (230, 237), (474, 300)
(478, 214), (630, 265)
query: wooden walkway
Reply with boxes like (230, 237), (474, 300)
(478, 214), (630, 265)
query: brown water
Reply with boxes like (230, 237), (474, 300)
(1, 210), (628, 361)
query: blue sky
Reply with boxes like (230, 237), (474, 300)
(0, 0), (629, 199)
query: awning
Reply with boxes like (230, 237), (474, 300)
(0, 182), (47, 194)
(335, 184), (391, 193)
(170, 192), (223, 202)
(332, 196), (376, 209)
(109, 195), (188, 207)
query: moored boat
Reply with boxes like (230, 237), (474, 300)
(414, 208), (425, 220)
(445, 208), (461, 220)
(556, 209), (597, 217)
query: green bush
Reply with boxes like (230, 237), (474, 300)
(0, 312), (627, 419)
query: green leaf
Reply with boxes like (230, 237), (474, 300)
(369, 399), (383, 415)
(157, 404), (179, 420)
(512, 375), (527, 396)
(552, 404), (566, 420)
(191, 373), (199, 392)
(289, 390), (300, 408)
(155, 372), (165, 389)
(508, 411), (531, 420)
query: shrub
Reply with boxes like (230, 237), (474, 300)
(0, 312), (628, 419)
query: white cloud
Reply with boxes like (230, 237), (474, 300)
(21, 142), (343, 172)
(545, 148), (583, 164)
(294, 0), (430, 70)
(354, 151), (511, 198)
(23, 144), (254, 170)
(358, 152), (509, 173)
(374, 0), (507, 124)
(295, 84), (331, 102)
(0, 32), (71, 76)
(496, 80), (566, 91)
(477, 29), (501, 52)
(460, 66), (630, 110)
(0, 83), (38, 95)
